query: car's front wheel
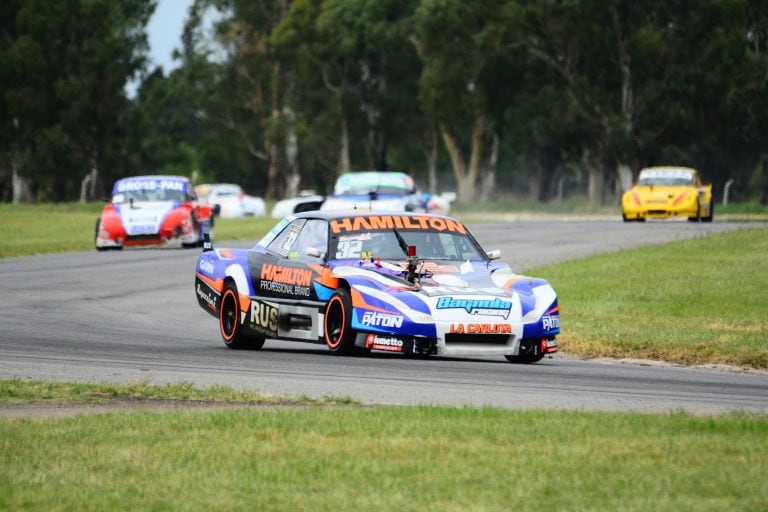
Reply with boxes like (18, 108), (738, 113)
(324, 288), (356, 355)
(219, 282), (265, 350)
(505, 339), (546, 364)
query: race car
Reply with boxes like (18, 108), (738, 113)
(95, 175), (216, 250)
(195, 183), (266, 218)
(271, 171), (453, 217)
(194, 211), (560, 363)
(321, 171), (430, 212)
(621, 166), (714, 222)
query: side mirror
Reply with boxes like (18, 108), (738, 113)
(486, 249), (501, 260)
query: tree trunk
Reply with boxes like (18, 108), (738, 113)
(583, 148), (604, 207)
(283, 105), (300, 199)
(11, 155), (30, 204)
(339, 117), (351, 174)
(80, 155), (99, 203)
(425, 127), (438, 195)
(479, 132), (498, 201)
(616, 163), (633, 192)
(440, 125), (474, 203)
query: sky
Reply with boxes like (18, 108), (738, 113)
(146, 0), (195, 73)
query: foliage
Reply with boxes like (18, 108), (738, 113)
(2, 0), (768, 205)
(0, 0), (154, 202)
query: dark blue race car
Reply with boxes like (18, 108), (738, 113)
(194, 211), (559, 363)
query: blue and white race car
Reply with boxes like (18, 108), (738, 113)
(194, 211), (559, 363)
(320, 171), (429, 212)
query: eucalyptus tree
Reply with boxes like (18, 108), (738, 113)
(413, 0), (519, 203)
(2, 0), (153, 202)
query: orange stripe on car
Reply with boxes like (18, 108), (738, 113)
(672, 191), (688, 205)
(218, 248), (236, 259)
(196, 272), (224, 292)
(308, 264), (339, 289)
(632, 191), (641, 206)
(239, 294), (251, 315)
(350, 289), (399, 314)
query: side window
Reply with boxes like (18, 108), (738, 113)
(291, 219), (328, 262)
(266, 219), (306, 257)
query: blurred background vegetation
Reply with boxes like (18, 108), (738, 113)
(2, 0), (768, 207)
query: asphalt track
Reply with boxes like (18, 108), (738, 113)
(1, 218), (766, 415)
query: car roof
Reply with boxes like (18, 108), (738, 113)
(289, 210), (457, 222)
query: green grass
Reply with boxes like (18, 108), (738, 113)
(534, 227), (768, 367)
(1, 397), (766, 511)
(0, 380), (356, 406)
(0, 203), (277, 258)
(0, 203), (104, 257)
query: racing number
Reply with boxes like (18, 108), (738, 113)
(335, 239), (363, 259)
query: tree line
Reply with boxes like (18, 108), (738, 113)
(2, 0), (768, 205)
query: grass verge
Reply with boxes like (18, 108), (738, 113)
(0, 380), (356, 406)
(534, 227), (768, 367)
(0, 203), (277, 258)
(0, 391), (765, 511)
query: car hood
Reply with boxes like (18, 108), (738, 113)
(330, 260), (555, 324)
(115, 201), (178, 235)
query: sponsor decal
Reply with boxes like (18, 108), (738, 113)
(449, 323), (512, 334)
(360, 311), (404, 328)
(198, 260), (215, 275)
(329, 215), (466, 235)
(196, 283), (218, 311)
(249, 300), (278, 337)
(261, 264), (312, 286)
(259, 264), (313, 297)
(542, 315), (560, 330)
(126, 224), (157, 236)
(436, 296), (511, 319)
(365, 333), (404, 352)
(116, 178), (186, 193)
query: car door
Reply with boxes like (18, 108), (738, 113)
(247, 218), (330, 341)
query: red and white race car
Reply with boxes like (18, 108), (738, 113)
(95, 175), (216, 250)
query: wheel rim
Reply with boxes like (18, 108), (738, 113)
(325, 296), (345, 349)
(220, 289), (238, 341)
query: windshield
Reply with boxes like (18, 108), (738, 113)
(112, 177), (190, 203)
(638, 171), (694, 186)
(333, 172), (414, 196)
(330, 227), (485, 261)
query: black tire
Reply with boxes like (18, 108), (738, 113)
(219, 282), (265, 350)
(688, 199), (703, 222)
(95, 218), (105, 251)
(505, 339), (546, 364)
(323, 288), (356, 355)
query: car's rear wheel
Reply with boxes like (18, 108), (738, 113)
(324, 288), (356, 355)
(702, 199), (714, 222)
(219, 282), (265, 350)
(505, 339), (546, 364)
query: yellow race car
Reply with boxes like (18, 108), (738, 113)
(621, 166), (714, 222)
